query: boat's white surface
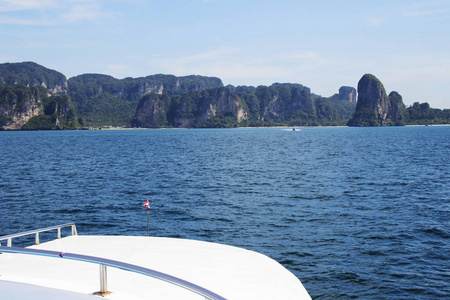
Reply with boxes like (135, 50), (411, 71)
(0, 235), (311, 299)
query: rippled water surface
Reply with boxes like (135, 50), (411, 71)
(1, 127), (449, 299)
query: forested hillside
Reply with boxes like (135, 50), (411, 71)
(405, 102), (450, 125)
(67, 73), (224, 126)
(1, 62), (448, 130)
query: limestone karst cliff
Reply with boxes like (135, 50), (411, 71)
(2, 62), (447, 129)
(68, 73), (224, 126)
(330, 86), (357, 102)
(387, 91), (406, 124)
(132, 93), (170, 128)
(0, 85), (79, 130)
(0, 85), (45, 130)
(133, 87), (248, 128)
(258, 84), (316, 121)
(347, 74), (405, 126)
(0, 62), (81, 130)
(174, 87), (248, 128)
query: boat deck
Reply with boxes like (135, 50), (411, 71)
(0, 235), (311, 299)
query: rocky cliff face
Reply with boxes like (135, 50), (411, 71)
(134, 87), (248, 128)
(204, 87), (247, 121)
(0, 86), (44, 130)
(68, 73), (224, 126)
(330, 86), (357, 102)
(348, 74), (406, 126)
(387, 91), (406, 124)
(348, 74), (390, 126)
(132, 94), (168, 128)
(291, 88), (316, 112)
(1, 81), (79, 130)
(45, 95), (78, 127)
(40, 80), (68, 96)
(174, 87), (248, 128)
(257, 84), (316, 121)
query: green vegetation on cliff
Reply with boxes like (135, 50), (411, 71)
(68, 74), (224, 127)
(348, 74), (450, 127)
(68, 74), (136, 126)
(2, 62), (449, 129)
(22, 94), (80, 130)
(405, 102), (450, 125)
(0, 83), (46, 113)
(0, 83), (79, 130)
(0, 62), (67, 93)
(237, 83), (354, 127)
(196, 114), (240, 128)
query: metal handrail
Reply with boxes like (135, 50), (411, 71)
(0, 246), (226, 300)
(0, 223), (77, 247)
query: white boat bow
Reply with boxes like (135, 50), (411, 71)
(0, 224), (311, 300)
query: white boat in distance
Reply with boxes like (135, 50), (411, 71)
(0, 223), (311, 300)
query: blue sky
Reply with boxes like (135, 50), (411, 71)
(1, 0), (449, 108)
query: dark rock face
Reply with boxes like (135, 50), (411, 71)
(133, 87), (248, 128)
(68, 73), (224, 126)
(45, 95), (78, 128)
(257, 84), (315, 121)
(348, 74), (406, 126)
(387, 91), (406, 124)
(173, 87), (248, 128)
(348, 74), (390, 126)
(133, 94), (168, 128)
(330, 86), (357, 102)
(290, 88), (316, 113)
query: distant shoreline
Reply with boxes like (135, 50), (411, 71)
(2, 124), (448, 131)
(97, 124), (450, 130)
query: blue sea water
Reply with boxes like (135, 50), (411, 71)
(1, 126), (449, 299)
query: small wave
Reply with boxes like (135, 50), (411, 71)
(335, 272), (363, 282)
(213, 217), (232, 223)
(162, 209), (187, 216)
(420, 227), (450, 239)
(367, 235), (396, 240)
(278, 258), (298, 265)
(283, 251), (314, 258)
(55, 208), (85, 214)
(363, 250), (386, 256)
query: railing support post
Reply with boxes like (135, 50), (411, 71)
(100, 264), (108, 294)
(94, 264), (111, 296)
(71, 225), (78, 236)
(35, 232), (39, 245)
(57, 227), (61, 239)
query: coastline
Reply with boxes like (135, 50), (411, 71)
(98, 124), (450, 130)
(2, 124), (448, 132)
